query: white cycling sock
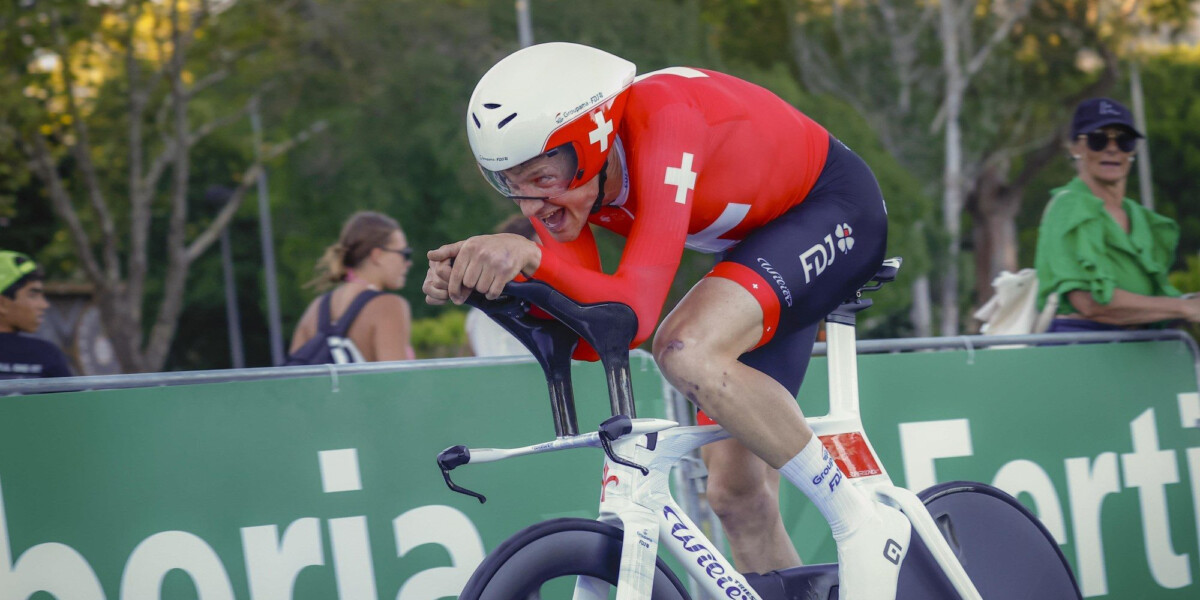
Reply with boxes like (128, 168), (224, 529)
(778, 434), (873, 540)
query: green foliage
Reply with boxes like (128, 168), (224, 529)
(699, 0), (791, 69)
(1138, 46), (1200, 264)
(1170, 255), (1200, 293)
(411, 308), (468, 359)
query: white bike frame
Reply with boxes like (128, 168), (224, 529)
(464, 264), (984, 600)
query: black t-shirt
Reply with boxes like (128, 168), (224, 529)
(0, 332), (73, 379)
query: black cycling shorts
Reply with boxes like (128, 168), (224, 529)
(707, 135), (888, 397)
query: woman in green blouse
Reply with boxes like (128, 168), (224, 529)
(1035, 97), (1200, 332)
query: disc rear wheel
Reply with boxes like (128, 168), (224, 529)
(904, 481), (1082, 599)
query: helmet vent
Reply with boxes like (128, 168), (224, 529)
(483, 103), (502, 109)
(497, 113), (517, 129)
(472, 113), (481, 128)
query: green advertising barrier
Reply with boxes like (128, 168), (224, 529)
(0, 355), (668, 600)
(1, 339), (1198, 599)
(782, 338), (1200, 599)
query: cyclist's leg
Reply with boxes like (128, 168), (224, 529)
(654, 275), (808, 466)
(655, 271), (908, 598)
(656, 136), (909, 598)
(701, 437), (801, 573)
(695, 321), (817, 573)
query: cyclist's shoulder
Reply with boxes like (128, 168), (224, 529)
(627, 68), (742, 113)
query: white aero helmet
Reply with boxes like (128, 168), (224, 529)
(467, 42), (636, 200)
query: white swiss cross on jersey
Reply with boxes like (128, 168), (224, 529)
(664, 152), (697, 204)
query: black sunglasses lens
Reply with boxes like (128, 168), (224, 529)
(1086, 131), (1137, 153)
(402, 248), (413, 260)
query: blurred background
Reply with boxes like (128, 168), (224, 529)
(2, 0), (1199, 374)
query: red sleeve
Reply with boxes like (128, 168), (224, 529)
(533, 101), (704, 357)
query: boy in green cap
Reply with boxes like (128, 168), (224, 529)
(0, 251), (71, 379)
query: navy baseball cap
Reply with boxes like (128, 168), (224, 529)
(1071, 98), (1143, 138)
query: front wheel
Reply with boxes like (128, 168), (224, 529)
(460, 517), (691, 600)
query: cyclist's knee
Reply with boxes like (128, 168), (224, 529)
(652, 329), (712, 384)
(657, 309), (736, 366)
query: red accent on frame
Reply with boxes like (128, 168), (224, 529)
(818, 432), (882, 478)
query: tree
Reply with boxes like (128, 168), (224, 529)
(0, 0), (324, 372)
(782, 0), (1195, 334)
(784, 0), (1037, 335)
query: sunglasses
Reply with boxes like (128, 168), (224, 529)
(1079, 130), (1137, 153)
(380, 247), (414, 261)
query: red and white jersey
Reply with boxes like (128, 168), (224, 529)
(532, 68), (830, 349)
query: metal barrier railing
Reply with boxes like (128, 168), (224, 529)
(2, 329), (1195, 396)
(0, 354), (536, 395)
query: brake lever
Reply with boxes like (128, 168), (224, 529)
(598, 415), (649, 475)
(436, 445), (486, 503)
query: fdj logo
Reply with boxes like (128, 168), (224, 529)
(810, 448), (842, 492)
(799, 223), (855, 284)
(835, 223), (854, 253)
(811, 449), (835, 485)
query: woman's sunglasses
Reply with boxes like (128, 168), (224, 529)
(380, 247), (414, 261)
(1080, 130), (1137, 153)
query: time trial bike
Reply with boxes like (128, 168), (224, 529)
(437, 257), (1082, 599)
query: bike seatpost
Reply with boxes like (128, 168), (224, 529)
(825, 297), (871, 419)
(823, 257), (902, 419)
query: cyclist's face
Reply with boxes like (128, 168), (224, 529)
(505, 152), (598, 242)
(512, 182), (597, 242)
(1072, 126), (1135, 185)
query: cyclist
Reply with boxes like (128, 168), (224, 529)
(424, 42), (908, 598)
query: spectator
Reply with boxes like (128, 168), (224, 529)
(464, 214), (539, 357)
(288, 211), (415, 364)
(0, 250), (72, 379)
(1035, 97), (1200, 332)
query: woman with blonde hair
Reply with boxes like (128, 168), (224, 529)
(288, 211), (414, 364)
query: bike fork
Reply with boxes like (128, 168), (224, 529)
(581, 435), (761, 600)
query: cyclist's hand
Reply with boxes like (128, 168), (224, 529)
(442, 234), (541, 304)
(422, 253), (457, 306)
